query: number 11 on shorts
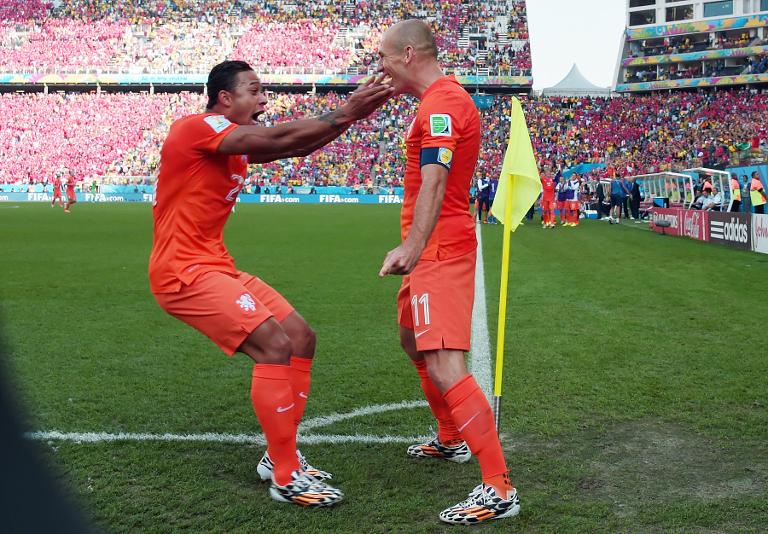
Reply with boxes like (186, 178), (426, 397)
(411, 293), (430, 327)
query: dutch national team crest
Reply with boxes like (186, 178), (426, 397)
(236, 293), (257, 312)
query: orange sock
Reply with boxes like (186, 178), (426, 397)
(251, 364), (300, 486)
(444, 375), (514, 496)
(413, 359), (462, 443)
(289, 356), (313, 430)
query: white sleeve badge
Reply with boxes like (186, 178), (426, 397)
(204, 115), (232, 134)
(429, 114), (452, 136)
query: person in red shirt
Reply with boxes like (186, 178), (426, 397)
(51, 172), (63, 208)
(377, 20), (519, 525)
(540, 166), (556, 228)
(63, 170), (77, 213)
(149, 60), (392, 507)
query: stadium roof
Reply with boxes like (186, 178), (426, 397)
(542, 64), (610, 97)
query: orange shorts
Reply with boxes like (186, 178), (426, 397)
(541, 198), (555, 210)
(397, 249), (476, 352)
(568, 200), (580, 211)
(153, 270), (294, 356)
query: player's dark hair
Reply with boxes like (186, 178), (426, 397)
(206, 60), (254, 110)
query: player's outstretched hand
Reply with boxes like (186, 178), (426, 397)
(344, 73), (395, 121)
(378, 242), (421, 277)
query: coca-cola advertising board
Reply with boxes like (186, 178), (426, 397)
(681, 210), (709, 241)
(708, 212), (751, 251)
(751, 214), (768, 255)
(650, 208), (682, 236)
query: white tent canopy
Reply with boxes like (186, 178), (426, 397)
(542, 64), (611, 98)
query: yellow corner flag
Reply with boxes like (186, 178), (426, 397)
(488, 96), (541, 431)
(489, 97), (542, 231)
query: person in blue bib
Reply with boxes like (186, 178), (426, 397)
(609, 175), (630, 224)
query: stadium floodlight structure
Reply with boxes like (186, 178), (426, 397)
(682, 167), (731, 211)
(631, 171), (694, 209)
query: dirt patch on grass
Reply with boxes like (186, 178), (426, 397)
(582, 420), (767, 505)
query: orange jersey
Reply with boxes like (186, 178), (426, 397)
(402, 75), (479, 261)
(541, 176), (555, 201)
(149, 113), (247, 293)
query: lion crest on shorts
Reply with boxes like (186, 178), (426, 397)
(236, 293), (257, 312)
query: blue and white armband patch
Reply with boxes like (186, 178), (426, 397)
(420, 147), (454, 170)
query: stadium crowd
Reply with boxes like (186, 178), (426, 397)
(1, 88), (766, 190)
(0, 19), (126, 72)
(0, 0), (50, 22)
(0, 92), (172, 185)
(521, 90), (768, 179)
(0, 0), (531, 76)
(629, 30), (764, 59)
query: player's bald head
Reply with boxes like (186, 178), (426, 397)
(384, 19), (438, 59)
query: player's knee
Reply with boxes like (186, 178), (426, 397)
(424, 351), (468, 393)
(240, 322), (293, 364)
(251, 337), (291, 364)
(264, 332), (293, 361)
(282, 314), (316, 356)
(293, 323), (316, 356)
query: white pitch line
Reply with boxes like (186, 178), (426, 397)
(27, 400), (432, 446)
(300, 399), (427, 431)
(25, 431), (430, 446)
(470, 222), (494, 402)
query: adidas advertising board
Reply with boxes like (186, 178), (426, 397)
(708, 212), (751, 251)
(751, 214), (768, 255)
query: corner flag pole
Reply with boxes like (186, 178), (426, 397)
(493, 180), (514, 431)
(489, 96), (542, 434)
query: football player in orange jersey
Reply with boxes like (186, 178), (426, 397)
(149, 60), (393, 508)
(377, 20), (520, 525)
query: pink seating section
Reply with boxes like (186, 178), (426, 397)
(0, 0), (532, 75)
(2, 90), (766, 187)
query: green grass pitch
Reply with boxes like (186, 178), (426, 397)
(1, 203), (767, 532)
